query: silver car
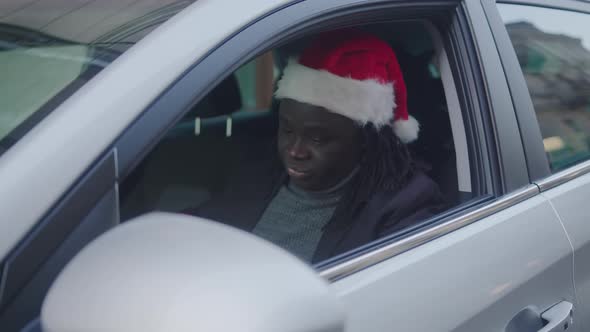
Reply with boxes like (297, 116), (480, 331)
(1, 0), (589, 331)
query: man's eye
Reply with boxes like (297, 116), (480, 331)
(311, 137), (323, 144)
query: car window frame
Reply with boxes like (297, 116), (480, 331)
(321, 0), (534, 279)
(114, 0), (529, 280)
(0, 151), (117, 316)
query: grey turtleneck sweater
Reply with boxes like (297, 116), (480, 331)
(252, 168), (358, 262)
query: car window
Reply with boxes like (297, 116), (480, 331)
(121, 53), (281, 217)
(498, 4), (590, 172)
(0, 1), (196, 155)
(120, 21), (481, 264)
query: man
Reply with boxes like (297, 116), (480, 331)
(193, 30), (444, 263)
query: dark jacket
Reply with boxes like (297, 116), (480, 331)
(191, 154), (445, 263)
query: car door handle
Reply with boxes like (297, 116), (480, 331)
(538, 301), (574, 332)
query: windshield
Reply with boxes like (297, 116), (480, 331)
(0, 0), (196, 155)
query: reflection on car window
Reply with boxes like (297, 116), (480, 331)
(120, 23), (472, 264)
(0, 1), (196, 155)
(498, 4), (590, 172)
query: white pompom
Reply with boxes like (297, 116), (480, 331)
(393, 116), (420, 143)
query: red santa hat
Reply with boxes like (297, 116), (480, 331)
(275, 30), (419, 143)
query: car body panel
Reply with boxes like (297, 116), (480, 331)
(331, 194), (575, 331)
(490, 1), (590, 326)
(539, 167), (590, 332)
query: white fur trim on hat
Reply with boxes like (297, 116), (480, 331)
(275, 59), (396, 127)
(393, 115), (420, 143)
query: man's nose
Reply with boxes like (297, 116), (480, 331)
(288, 138), (310, 160)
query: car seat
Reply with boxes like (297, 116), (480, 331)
(119, 74), (278, 220)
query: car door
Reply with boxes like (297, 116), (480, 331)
(107, 0), (577, 331)
(484, 0), (590, 330)
(324, 1), (577, 329)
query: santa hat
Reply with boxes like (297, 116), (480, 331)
(275, 30), (419, 143)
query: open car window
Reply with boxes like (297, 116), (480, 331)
(119, 21), (482, 265)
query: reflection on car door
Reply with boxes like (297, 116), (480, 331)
(539, 171), (590, 332)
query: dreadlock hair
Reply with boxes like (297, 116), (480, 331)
(337, 123), (415, 219)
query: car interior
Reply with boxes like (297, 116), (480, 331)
(119, 21), (469, 231)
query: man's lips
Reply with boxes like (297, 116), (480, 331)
(286, 167), (311, 178)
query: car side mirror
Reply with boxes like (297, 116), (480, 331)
(40, 213), (345, 332)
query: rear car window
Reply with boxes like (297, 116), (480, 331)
(0, 1), (196, 156)
(498, 4), (590, 172)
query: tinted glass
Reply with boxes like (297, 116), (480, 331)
(498, 4), (590, 171)
(0, 0), (196, 155)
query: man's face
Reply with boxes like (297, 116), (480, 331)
(277, 99), (362, 191)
